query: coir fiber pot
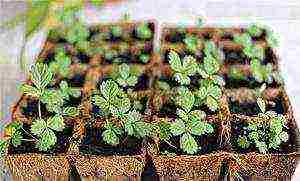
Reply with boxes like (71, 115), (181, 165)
(149, 115), (229, 180)
(70, 120), (147, 180)
(225, 88), (299, 180)
(4, 95), (83, 181)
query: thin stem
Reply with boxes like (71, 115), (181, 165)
(21, 138), (35, 142)
(38, 100), (42, 120)
(20, 127), (38, 141)
(164, 140), (177, 149)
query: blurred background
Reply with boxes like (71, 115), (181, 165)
(0, 0), (299, 180)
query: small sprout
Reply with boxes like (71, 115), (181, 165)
(115, 64), (139, 88)
(136, 23), (152, 39)
(183, 35), (200, 53)
(168, 51), (198, 85)
(237, 135), (250, 149)
(169, 87), (213, 154)
(247, 24), (263, 37)
(66, 22), (89, 44)
(250, 59), (273, 84)
(110, 26), (123, 38)
(228, 66), (246, 80)
(139, 54), (150, 64)
(49, 48), (71, 78)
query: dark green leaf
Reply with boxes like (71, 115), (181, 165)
(36, 129), (57, 151)
(170, 119), (186, 136)
(31, 119), (47, 136)
(180, 133), (198, 154)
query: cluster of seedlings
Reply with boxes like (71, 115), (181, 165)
(0, 21), (298, 180)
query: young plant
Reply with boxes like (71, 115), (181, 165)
(110, 25), (123, 38)
(66, 22), (89, 44)
(92, 80), (151, 145)
(49, 48), (71, 78)
(250, 58), (276, 84)
(113, 63), (141, 88)
(20, 63), (81, 151)
(139, 54), (150, 64)
(162, 87), (214, 154)
(237, 98), (289, 153)
(136, 23), (152, 40)
(228, 66), (247, 81)
(247, 24), (263, 37)
(196, 41), (224, 112)
(0, 122), (23, 157)
(168, 50), (198, 85)
(183, 35), (200, 53)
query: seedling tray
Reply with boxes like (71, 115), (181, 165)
(4, 23), (299, 180)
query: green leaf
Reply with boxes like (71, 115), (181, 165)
(176, 87), (195, 112)
(182, 56), (198, 75)
(204, 56), (220, 75)
(92, 95), (109, 111)
(139, 54), (150, 63)
(257, 97), (266, 113)
(110, 97), (131, 118)
(212, 75), (225, 86)
(31, 119), (47, 136)
(102, 125), (122, 146)
(233, 33), (252, 47)
(66, 22), (89, 44)
(11, 131), (22, 147)
(247, 24), (263, 37)
(41, 90), (64, 113)
(279, 131), (289, 142)
(205, 123), (214, 134)
(36, 129), (57, 151)
(136, 23), (152, 39)
(174, 73), (190, 85)
(256, 141), (268, 154)
(110, 25), (122, 37)
(47, 115), (65, 131)
(176, 109), (189, 121)
(237, 136), (250, 149)
(168, 51), (182, 72)
(207, 85), (222, 99)
(266, 30), (279, 48)
(170, 119), (186, 136)
(20, 84), (41, 97)
(0, 139), (8, 157)
(184, 35), (199, 53)
(191, 120), (207, 136)
(63, 107), (79, 117)
(180, 133), (198, 154)
(31, 63), (53, 90)
(190, 110), (206, 121)
(206, 95), (219, 111)
(100, 80), (120, 100)
(69, 88), (82, 98)
(196, 86), (207, 101)
(158, 121), (171, 141)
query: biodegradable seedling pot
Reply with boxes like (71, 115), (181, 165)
(71, 120), (147, 180)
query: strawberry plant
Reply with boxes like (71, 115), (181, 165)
(183, 35), (200, 53)
(196, 41), (224, 112)
(18, 63), (81, 151)
(247, 24), (263, 37)
(110, 25), (123, 38)
(66, 22), (90, 45)
(49, 47), (72, 78)
(92, 80), (151, 145)
(158, 87), (214, 154)
(111, 64), (141, 88)
(136, 23), (152, 40)
(168, 50), (198, 85)
(236, 98), (289, 153)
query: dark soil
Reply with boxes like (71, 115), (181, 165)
(8, 123), (73, 154)
(228, 97), (286, 116)
(66, 73), (86, 87)
(79, 126), (143, 156)
(158, 102), (177, 118)
(75, 52), (90, 64)
(21, 99), (53, 119)
(223, 49), (247, 65)
(221, 32), (234, 41)
(159, 123), (219, 155)
(224, 75), (279, 89)
(164, 31), (186, 43)
(251, 29), (267, 41)
(202, 32), (213, 40)
(262, 47), (277, 65)
(43, 52), (55, 65)
(231, 116), (297, 154)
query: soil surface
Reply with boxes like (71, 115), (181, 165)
(79, 126), (143, 156)
(8, 123), (73, 154)
(159, 123), (219, 155)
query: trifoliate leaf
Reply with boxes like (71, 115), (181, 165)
(31, 63), (53, 90)
(92, 95), (109, 111)
(47, 115), (65, 131)
(180, 133), (198, 154)
(31, 119), (47, 136)
(170, 119), (186, 136)
(36, 129), (57, 151)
